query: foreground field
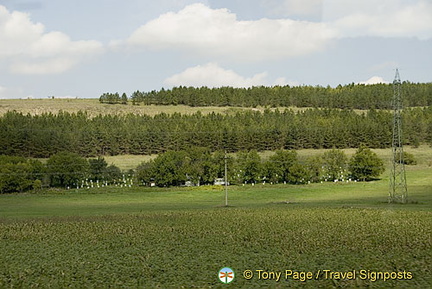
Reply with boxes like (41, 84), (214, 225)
(1, 208), (430, 288)
(0, 166), (431, 288)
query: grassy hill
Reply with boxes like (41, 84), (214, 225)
(0, 98), (372, 117)
(0, 98), (292, 117)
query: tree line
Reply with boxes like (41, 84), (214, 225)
(1, 146), (391, 193)
(132, 146), (387, 187)
(101, 82), (432, 109)
(1, 107), (431, 158)
(99, 92), (128, 104)
(0, 153), (123, 194)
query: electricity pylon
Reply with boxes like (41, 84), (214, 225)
(389, 69), (408, 203)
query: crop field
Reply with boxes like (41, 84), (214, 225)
(0, 164), (431, 288)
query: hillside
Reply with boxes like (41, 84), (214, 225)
(0, 98), (283, 117)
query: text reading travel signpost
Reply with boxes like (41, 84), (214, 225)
(240, 269), (413, 283)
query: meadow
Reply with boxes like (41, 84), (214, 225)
(0, 164), (431, 288)
(0, 98), (289, 117)
(0, 98), (371, 119)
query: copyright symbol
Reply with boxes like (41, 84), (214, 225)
(243, 270), (253, 280)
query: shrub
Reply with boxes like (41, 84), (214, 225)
(322, 149), (348, 181)
(395, 151), (417, 165)
(0, 156), (45, 193)
(349, 146), (385, 181)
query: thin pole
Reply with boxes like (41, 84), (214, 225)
(225, 150), (228, 206)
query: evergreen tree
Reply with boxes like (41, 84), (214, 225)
(89, 157), (108, 181)
(121, 93), (128, 105)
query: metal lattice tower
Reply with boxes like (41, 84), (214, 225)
(389, 69), (408, 203)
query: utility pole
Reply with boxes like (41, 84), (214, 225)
(224, 150), (228, 206)
(389, 68), (408, 203)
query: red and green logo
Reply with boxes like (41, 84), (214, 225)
(219, 267), (235, 284)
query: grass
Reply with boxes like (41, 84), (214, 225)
(0, 98), (304, 117)
(0, 165), (431, 288)
(103, 155), (156, 171)
(0, 98), (373, 118)
(103, 145), (432, 171)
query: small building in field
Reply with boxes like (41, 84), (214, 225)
(214, 178), (229, 186)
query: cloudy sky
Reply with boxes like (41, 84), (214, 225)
(0, 0), (431, 99)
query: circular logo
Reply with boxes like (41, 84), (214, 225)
(219, 267), (235, 284)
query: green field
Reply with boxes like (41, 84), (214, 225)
(0, 165), (431, 288)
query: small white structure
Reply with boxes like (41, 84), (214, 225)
(214, 178), (229, 186)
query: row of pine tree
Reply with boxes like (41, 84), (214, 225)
(103, 82), (432, 109)
(1, 107), (431, 158)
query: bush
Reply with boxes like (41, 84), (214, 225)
(349, 146), (385, 181)
(0, 156), (45, 193)
(105, 165), (122, 183)
(287, 163), (310, 184)
(395, 151), (417, 165)
(322, 149), (348, 181)
(33, 179), (43, 191)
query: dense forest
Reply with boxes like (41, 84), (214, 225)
(1, 107), (431, 158)
(100, 82), (432, 109)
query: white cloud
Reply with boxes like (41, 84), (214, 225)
(125, 3), (336, 61)
(10, 58), (77, 75)
(120, 1), (432, 65)
(164, 62), (288, 88)
(358, 76), (389, 85)
(326, 0), (432, 39)
(0, 5), (103, 74)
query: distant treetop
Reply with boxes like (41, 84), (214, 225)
(101, 82), (432, 109)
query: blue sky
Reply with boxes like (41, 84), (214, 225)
(0, 0), (431, 98)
